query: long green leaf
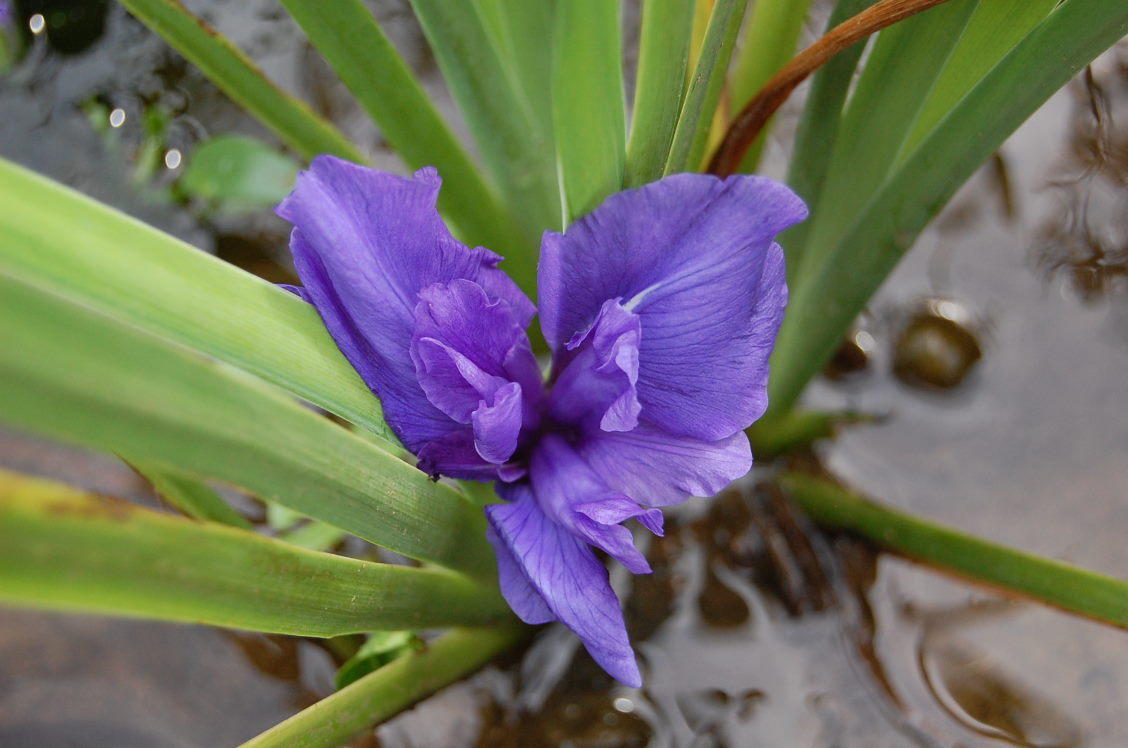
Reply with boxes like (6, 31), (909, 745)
(276, 0), (529, 263)
(624, 0), (695, 187)
(781, 0), (876, 278)
(665, 0), (748, 174)
(728, 0), (814, 171)
(0, 273), (494, 577)
(117, 0), (362, 162)
(0, 158), (394, 446)
(130, 460), (252, 529)
(900, 0), (1058, 156)
(783, 473), (1128, 628)
(770, 0), (1128, 413)
(794, 0), (978, 282)
(0, 470), (507, 635)
(241, 626), (527, 748)
(408, 0), (559, 246)
(553, 0), (627, 222)
(476, 0), (557, 139)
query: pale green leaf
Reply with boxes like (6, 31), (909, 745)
(0, 273), (494, 577)
(0, 157), (394, 445)
(0, 469), (508, 636)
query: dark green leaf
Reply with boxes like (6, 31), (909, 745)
(770, 0), (1128, 413)
(784, 473), (1128, 628)
(130, 459), (252, 529)
(241, 626), (528, 747)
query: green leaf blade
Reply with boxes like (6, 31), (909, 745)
(0, 157), (393, 445)
(784, 473), (1128, 628)
(130, 460), (252, 529)
(180, 134), (300, 209)
(409, 0), (560, 253)
(0, 272), (494, 577)
(665, 0), (748, 175)
(241, 626), (527, 748)
(553, 0), (627, 222)
(794, 0), (979, 282)
(0, 470), (509, 636)
(624, 0), (695, 187)
(781, 0), (876, 278)
(477, 0), (557, 139)
(770, 0), (1128, 413)
(900, 0), (1059, 157)
(728, 0), (815, 172)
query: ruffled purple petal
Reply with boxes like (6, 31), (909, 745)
(547, 299), (641, 433)
(529, 434), (658, 574)
(408, 279), (542, 474)
(276, 157), (534, 454)
(486, 483), (642, 686)
(578, 422), (753, 507)
(471, 381), (524, 464)
(416, 430), (524, 481)
(539, 173), (804, 440)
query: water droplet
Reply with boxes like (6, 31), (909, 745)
(108, 108), (126, 128)
(29, 13), (45, 34)
(612, 697), (635, 714)
(164, 148), (182, 170)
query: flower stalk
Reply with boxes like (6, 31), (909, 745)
(783, 472), (1128, 629)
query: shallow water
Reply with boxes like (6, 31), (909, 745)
(0, 3), (1125, 746)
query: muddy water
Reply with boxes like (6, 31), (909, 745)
(1, 3), (1125, 746)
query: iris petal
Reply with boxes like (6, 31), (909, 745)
(277, 157), (534, 454)
(548, 299), (641, 433)
(579, 422), (753, 507)
(539, 173), (804, 440)
(529, 434), (658, 573)
(486, 483), (643, 687)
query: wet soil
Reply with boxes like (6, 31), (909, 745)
(1, 3), (1125, 746)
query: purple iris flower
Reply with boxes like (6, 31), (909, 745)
(277, 156), (805, 686)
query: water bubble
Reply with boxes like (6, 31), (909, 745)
(108, 108), (125, 128)
(893, 298), (982, 391)
(612, 697), (635, 713)
(29, 13), (45, 34)
(164, 148), (182, 170)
